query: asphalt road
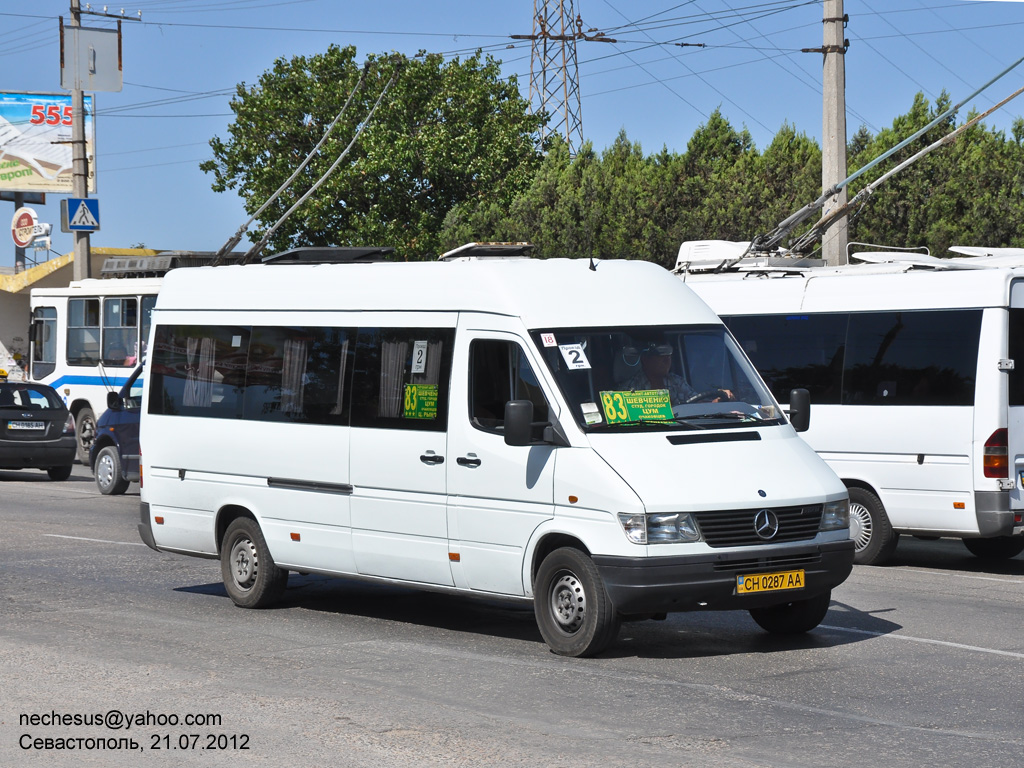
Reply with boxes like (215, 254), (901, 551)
(1, 465), (1022, 767)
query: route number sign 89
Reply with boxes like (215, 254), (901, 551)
(30, 104), (73, 126)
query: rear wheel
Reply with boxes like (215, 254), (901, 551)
(220, 517), (288, 608)
(962, 536), (1024, 560)
(46, 465), (73, 481)
(848, 486), (899, 565)
(749, 590), (832, 634)
(95, 445), (130, 495)
(534, 547), (620, 657)
(74, 407), (96, 463)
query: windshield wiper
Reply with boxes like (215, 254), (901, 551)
(680, 411), (777, 423)
(589, 417), (705, 431)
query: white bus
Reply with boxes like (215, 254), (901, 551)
(679, 243), (1024, 565)
(30, 277), (161, 460)
(137, 247), (854, 657)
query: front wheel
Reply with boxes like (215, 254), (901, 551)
(75, 407), (96, 463)
(220, 517), (288, 608)
(534, 547), (620, 657)
(962, 536), (1024, 560)
(47, 465), (73, 481)
(848, 486), (899, 565)
(95, 445), (130, 495)
(749, 590), (832, 634)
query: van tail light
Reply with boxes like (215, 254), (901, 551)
(983, 428), (1008, 478)
(63, 414), (76, 435)
(139, 447), (143, 489)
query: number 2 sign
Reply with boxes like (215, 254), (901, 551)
(558, 344), (591, 370)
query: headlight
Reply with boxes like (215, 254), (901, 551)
(819, 498), (850, 531)
(617, 512), (702, 544)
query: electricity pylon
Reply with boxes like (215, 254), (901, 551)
(513, 1), (614, 155)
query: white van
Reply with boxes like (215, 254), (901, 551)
(679, 243), (1024, 566)
(137, 247), (853, 657)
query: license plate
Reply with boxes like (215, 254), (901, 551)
(7, 421), (44, 430)
(737, 569), (805, 594)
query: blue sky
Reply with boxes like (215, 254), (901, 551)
(3, 0), (1024, 266)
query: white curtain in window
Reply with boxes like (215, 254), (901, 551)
(280, 338), (308, 415)
(379, 340), (408, 418)
(196, 337), (216, 408)
(183, 336), (200, 406)
(331, 338), (349, 416)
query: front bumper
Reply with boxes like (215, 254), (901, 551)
(594, 539), (855, 615)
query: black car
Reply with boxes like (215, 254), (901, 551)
(0, 381), (77, 480)
(89, 364), (142, 495)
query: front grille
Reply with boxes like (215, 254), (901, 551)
(693, 504), (823, 547)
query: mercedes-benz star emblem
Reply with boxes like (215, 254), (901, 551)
(753, 509), (780, 540)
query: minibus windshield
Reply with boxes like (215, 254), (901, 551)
(531, 325), (783, 432)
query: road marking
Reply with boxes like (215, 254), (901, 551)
(897, 567), (1024, 585)
(43, 534), (147, 547)
(821, 624), (1024, 659)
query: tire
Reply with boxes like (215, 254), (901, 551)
(220, 517), (288, 608)
(962, 536), (1024, 560)
(95, 445), (130, 495)
(749, 589), (832, 634)
(848, 486), (899, 565)
(46, 465), (73, 481)
(534, 547), (620, 657)
(75, 407), (96, 463)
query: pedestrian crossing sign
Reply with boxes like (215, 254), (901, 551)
(61, 198), (100, 232)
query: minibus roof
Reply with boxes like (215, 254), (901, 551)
(686, 261), (1024, 313)
(155, 258), (722, 329)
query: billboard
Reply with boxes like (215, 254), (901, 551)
(0, 92), (96, 194)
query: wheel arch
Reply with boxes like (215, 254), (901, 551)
(215, 505), (259, 555)
(841, 477), (880, 497)
(529, 532), (591, 589)
(89, 433), (117, 469)
(68, 398), (94, 419)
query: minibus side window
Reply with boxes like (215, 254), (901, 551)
(844, 310), (980, 406)
(149, 325), (251, 419)
(242, 326), (354, 425)
(1009, 308), (1024, 406)
(350, 327), (454, 431)
(469, 339), (549, 433)
(723, 313), (847, 405)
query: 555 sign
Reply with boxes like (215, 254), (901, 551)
(0, 92), (96, 194)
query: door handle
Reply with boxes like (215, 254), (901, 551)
(457, 456), (482, 468)
(420, 453), (445, 465)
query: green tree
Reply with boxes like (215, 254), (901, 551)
(202, 45), (544, 259)
(846, 92), (1024, 253)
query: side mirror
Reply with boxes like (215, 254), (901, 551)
(106, 391), (122, 411)
(788, 388), (811, 433)
(504, 399), (534, 446)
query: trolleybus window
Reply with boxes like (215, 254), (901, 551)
(31, 306), (57, 380)
(68, 298), (101, 366)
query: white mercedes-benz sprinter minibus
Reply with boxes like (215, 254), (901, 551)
(138, 247), (853, 657)
(679, 242), (1024, 566)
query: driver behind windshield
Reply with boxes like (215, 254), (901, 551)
(620, 344), (733, 405)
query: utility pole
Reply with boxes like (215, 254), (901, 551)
(69, 0), (90, 281)
(821, 0), (848, 266)
(512, 1), (614, 155)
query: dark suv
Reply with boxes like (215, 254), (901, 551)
(90, 364), (142, 495)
